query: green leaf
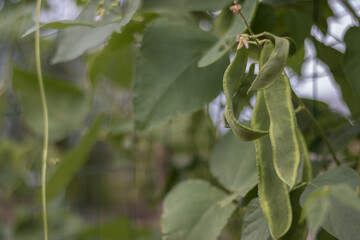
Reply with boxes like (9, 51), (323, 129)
(46, 116), (103, 200)
(198, 0), (258, 67)
(343, 26), (360, 95)
(241, 198), (272, 240)
(250, 3), (276, 34)
(223, 47), (268, 141)
(74, 218), (150, 239)
(302, 187), (331, 237)
(300, 167), (360, 240)
(184, 0), (233, 11)
(295, 0), (333, 34)
(12, 69), (88, 141)
(88, 31), (134, 88)
(284, 9), (312, 47)
(52, 0), (140, 63)
(252, 91), (292, 239)
(287, 45), (305, 75)
(134, 18), (228, 131)
(162, 180), (236, 240)
(198, 36), (235, 68)
(209, 131), (257, 194)
(315, 40), (360, 120)
(0, 140), (31, 196)
(150, 110), (216, 155)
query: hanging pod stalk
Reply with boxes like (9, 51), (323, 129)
(247, 34), (293, 93)
(252, 91), (292, 239)
(223, 46), (268, 141)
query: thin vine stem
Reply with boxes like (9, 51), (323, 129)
(35, 0), (49, 240)
(238, 11), (262, 49)
(291, 91), (341, 166)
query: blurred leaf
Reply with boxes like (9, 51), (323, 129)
(12, 69), (88, 141)
(46, 116), (103, 200)
(162, 180), (236, 240)
(301, 187), (330, 236)
(284, 9), (312, 47)
(343, 26), (360, 95)
(184, 0), (232, 11)
(52, 0), (140, 63)
(150, 110), (216, 157)
(75, 218), (150, 239)
(319, 123), (360, 154)
(88, 31), (134, 88)
(295, 0), (333, 34)
(197, 36), (235, 68)
(0, 140), (30, 196)
(212, 8), (234, 37)
(287, 45), (305, 75)
(198, 0), (258, 67)
(315, 40), (360, 120)
(0, 3), (34, 40)
(300, 167), (360, 240)
(241, 198), (272, 240)
(134, 18), (228, 131)
(209, 132), (257, 194)
(251, 3), (276, 34)
(262, 0), (298, 6)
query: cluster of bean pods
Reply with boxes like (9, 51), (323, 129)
(223, 33), (312, 239)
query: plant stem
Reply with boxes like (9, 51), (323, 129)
(291, 91), (341, 166)
(238, 11), (262, 49)
(35, 1), (49, 240)
(341, 0), (360, 24)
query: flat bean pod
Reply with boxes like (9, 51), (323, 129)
(252, 91), (292, 239)
(247, 35), (290, 93)
(223, 47), (268, 141)
(264, 71), (301, 188)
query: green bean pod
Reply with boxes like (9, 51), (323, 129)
(223, 47), (268, 141)
(252, 91), (292, 239)
(247, 35), (290, 93)
(253, 41), (301, 188)
(264, 71), (301, 188)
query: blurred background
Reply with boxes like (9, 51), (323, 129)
(0, 0), (359, 239)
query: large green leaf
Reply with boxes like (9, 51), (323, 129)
(210, 132), (257, 194)
(343, 26), (360, 95)
(162, 180), (236, 240)
(88, 31), (134, 88)
(46, 116), (103, 200)
(241, 198), (272, 240)
(198, 0), (258, 67)
(284, 9), (312, 47)
(134, 18), (228, 131)
(12, 69), (88, 141)
(300, 167), (360, 240)
(315, 40), (360, 120)
(52, 0), (140, 63)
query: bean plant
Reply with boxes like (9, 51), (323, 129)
(2, 0), (360, 239)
